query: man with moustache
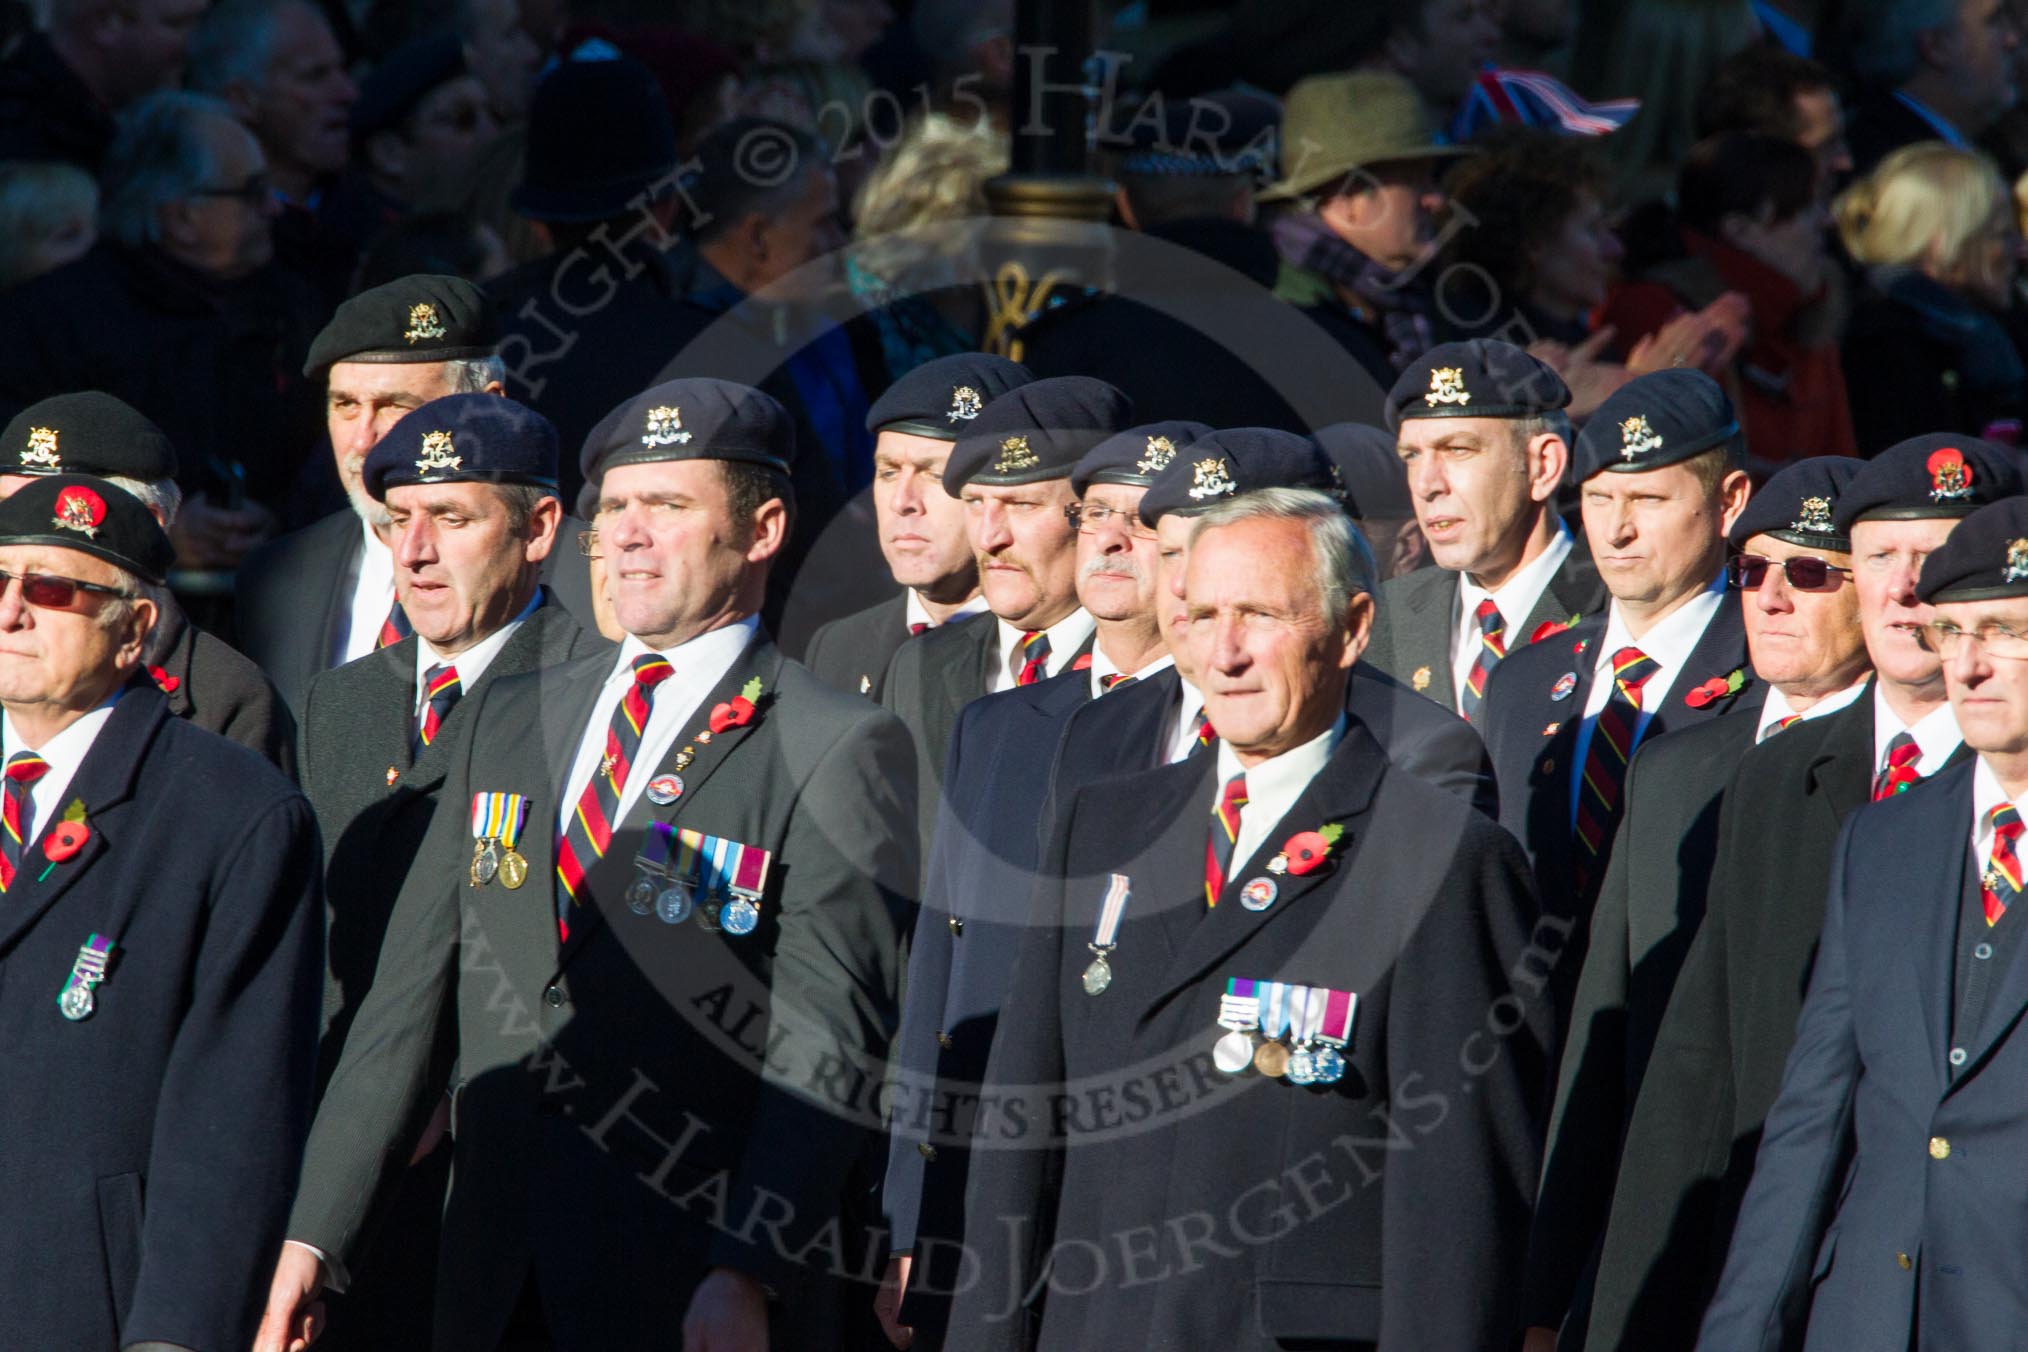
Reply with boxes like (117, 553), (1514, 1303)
(804, 354), (1031, 701)
(1696, 492), (2028, 1351)
(0, 393), (292, 769)
(1525, 457), (1873, 1350)
(950, 488), (1548, 1350)
(237, 274), (594, 716)
(1570, 434), (2019, 1352)
(1480, 370), (1755, 1026)
(883, 376), (1131, 839)
(256, 377), (914, 1352)
(1364, 340), (1607, 720)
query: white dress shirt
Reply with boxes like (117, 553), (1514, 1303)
(986, 609), (1096, 694)
(1753, 674), (1869, 744)
(1213, 714), (1347, 874)
(1568, 578), (1726, 824)
(905, 589), (988, 633)
(555, 616), (757, 836)
(1166, 675), (1209, 765)
(338, 515), (397, 667)
(1872, 685), (1963, 781)
(0, 703), (116, 846)
(409, 588), (542, 720)
(1451, 522), (1575, 699)
(1087, 647), (1174, 700)
(1972, 758), (2023, 879)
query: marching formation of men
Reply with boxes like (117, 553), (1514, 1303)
(12, 258), (2028, 1352)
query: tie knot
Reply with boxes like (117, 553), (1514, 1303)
(1991, 803), (2023, 838)
(1886, 734), (1921, 770)
(908, 622), (928, 636)
(1475, 598), (1503, 634)
(5, 752), (47, 786)
(1220, 773), (1249, 810)
(1610, 646), (1658, 691)
(424, 663), (460, 696)
(631, 654), (674, 689)
(1101, 672), (1135, 691)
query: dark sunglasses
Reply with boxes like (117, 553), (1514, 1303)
(0, 568), (126, 609)
(1727, 553), (1850, 591)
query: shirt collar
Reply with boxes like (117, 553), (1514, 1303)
(1458, 519), (1574, 629)
(414, 586), (544, 702)
(1755, 673), (1869, 743)
(1873, 685), (1963, 774)
(1214, 712), (1347, 799)
(905, 589), (988, 632)
(1090, 646), (1175, 699)
(1892, 91), (1968, 147)
(1598, 573), (1727, 675)
(1, 698), (117, 784)
(617, 614), (759, 676)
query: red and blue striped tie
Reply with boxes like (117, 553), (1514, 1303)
(1460, 598), (1506, 723)
(1873, 733), (1922, 801)
(378, 600), (412, 649)
(415, 663), (461, 755)
(1015, 630), (1050, 686)
(1204, 773), (1248, 907)
(1984, 805), (2023, 927)
(1573, 647), (1658, 896)
(0, 751), (48, 893)
(555, 654), (674, 938)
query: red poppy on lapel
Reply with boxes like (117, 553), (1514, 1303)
(147, 665), (180, 694)
(1683, 668), (1748, 709)
(44, 820), (88, 862)
(1280, 823), (1345, 877)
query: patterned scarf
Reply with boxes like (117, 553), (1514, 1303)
(1269, 211), (1435, 371)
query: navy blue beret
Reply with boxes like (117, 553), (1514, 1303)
(865, 353), (1034, 439)
(1138, 428), (1341, 526)
(942, 376), (1135, 493)
(1727, 456), (1861, 552)
(1573, 370), (1740, 481)
(1387, 339), (1570, 429)
(0, 473), (174, 584)
(581, 377), (795, 487)
(366, 394), (559, 500)
(1313, 422), (1411, 519)
(1073, 420), (1214, 495)
(1833, 433), (2025, 531)
(1, 392), (178, 481)
(1113, 88), (1279, 178)
(1917, 495), (2028, 602)
(306, 273), (498, 376)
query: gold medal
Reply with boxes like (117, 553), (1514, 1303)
(1253, 1040), (1291, 1078)
(499, 848), (528, 890)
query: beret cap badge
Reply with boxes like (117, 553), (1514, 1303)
(992, 435), (1039, 474)
(403, 301), (447, 344)
(1187, 456), (1238, 501)
(1136, 435), (1177, 475)
(2007, 538), (2028, 584)
(415, 430), (462, 476)
(947, 386), (983, 423)
(52, 485), (105, 539)
(641, 405), (692, 448)
(1619, 414), (1664, 462)
(1928, 447), (1974, 500)
(1792, 496), (1835, 534)
(1425, 366), (1471, 406)
(21, 427), (59, 469)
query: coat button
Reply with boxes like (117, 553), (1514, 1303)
(1929, 1136), (1951, 1160)
(1897, 1252), (1913, 1271)
(543, 985), (565, 1008)
(936, 1031), (954, 1049)
(1950, 1047), (1968, 1067)
(917, 1142), (937, 1161)
(948, 916), (964, 936)
(1976, 943), (1994, 960)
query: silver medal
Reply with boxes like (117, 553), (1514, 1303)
(1310, 1047), (1346, 1084)
(59, 981), (94, 1021)
(474, 841), (500, 886)
(1287, 1048), (1317, 1085)
(720, 896), (760, 935)
(1212, 1029), (1255, 1074)
(625, 875), (658, 916)
(1081, 955), (1112, 996)
(656, 883), (694, 925)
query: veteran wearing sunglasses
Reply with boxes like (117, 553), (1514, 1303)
(0, 474), (323, 1352)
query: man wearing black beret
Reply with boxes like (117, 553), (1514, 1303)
(350, 31), (497, 216)
(0, 393), (294, 772)
(1574, 432), (2020, 1352)
(263, 376), (915, 1352)
(1366, 339), (1607, 721)
(1480, 369), (1755, 1032)
(291, 394), (602, 1349)
(1699, 492), (2028, 1351)
(238, 273), (596, 719)
(1313, 420), (1426, 579)
(882, 375), (1131, 843)
(802, 353), (1032, 701)
(0, 475), (323, 1352)
(1526, 455), (1874, 1347)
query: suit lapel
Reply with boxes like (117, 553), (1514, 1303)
(931, 615), (994, 756)
(1398, 569), (1459, 708)
(150, 603), (197, 719)
(1903, 764), (1975, 1081)
(0, 688), (167, 957)
(1543, 538), (1606, 625)
(1145, 727), (1388, 1016)
(1806, 685), (1877, 820)
(312, 520), (364, 681)
(1648, 592), (1753, 737)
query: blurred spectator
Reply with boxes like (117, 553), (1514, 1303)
(1839, 0), (2020, 174)
(457, 0), (543, 125)
(0, 160), (97, 289)
(1602, 132), (1857, 470)
(1369, 0), (1501, 134)
(1314, 420), (1428, 578)
(1261, 70), (1466, 384)
(1695, 46), (1854, 194)
(0, 0), (208, 170)
(616, 24), (742, 154)
(353, 32), (499, 215)
(1496, 0), (1577, 71)
(0, 91), (323, 564)
(1589, 0), (1759, 205)
(849, 110), (1007, 367)
(354, 210), (509, 289)
(1837, 141), (2025, 451)
(910, 0), (1012, 118)
(189, 0), (362, 305)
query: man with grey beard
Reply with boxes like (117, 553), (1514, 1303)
(236, 273), (595, 716)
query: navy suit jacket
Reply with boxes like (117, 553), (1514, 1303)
(1700, 760), (2028, 1352)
